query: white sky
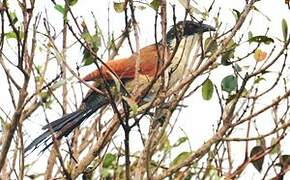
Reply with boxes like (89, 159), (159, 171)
(1, 0), (290, 179)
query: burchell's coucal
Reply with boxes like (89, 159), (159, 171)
(25, 20), (215, 153)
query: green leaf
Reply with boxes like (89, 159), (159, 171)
(9, 11), (18, 24)
(82, 49), (95, 66)
(261, 70), (271, 75)
(249, 35), (274, 44)
(81, 30), (101, 66)
(250, 146), (265, 172)
(150, 0), (160, 11)
(221, 75), (238, 93)
(252, 6), (271, 22)
(68, 0), (78, 6)
(173, 137), (188, 147)
(92, 34), (101, 49)
(202, 79), (214, 100)
(122, 96), (138, 114)
(44, 98), (53, 109)
(232, 9), (241, 21)
(4, 31), (17, 39)
(54, 4), (65, 15)
(254, 76), (266, 84)
(113, 2), (125, 13)
(4, 31), (24, 40)
(108, 37), (117, 51)
(270, 137), (280, 155)
(241, 89), (249, 97)
(81, 32), (91, 42)
(282, 18), (288, 42)
(256, 138), (266, 148)
(100, 168), (111, 177)
(221, 39), (236, 65)
(248, 31), (253, 40)
(221, 58), (232, 66)
(81, 31), (101, 49)
(0, 116), (4, 127)
(103, 153), (117, 168)
(40, 91), (53, 109)
(204, 37), (217, 54)
(184, 173), (194, 180)
(171, 152), (191, 166)
(234, 63), (242, 72)
(159, 134), (171, 152)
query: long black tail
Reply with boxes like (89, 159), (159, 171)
(25, 91), (109, 154)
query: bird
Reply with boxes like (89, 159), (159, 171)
(24, 20), (215, 153)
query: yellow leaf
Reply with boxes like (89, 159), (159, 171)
(254, 49), (267, 62)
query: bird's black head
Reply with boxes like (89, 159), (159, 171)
(166, 20), (215, 43)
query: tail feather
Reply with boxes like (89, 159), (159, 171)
(55, 109), (94, 138)
(24, 130), (51, 153)
(24, 109), (86, 153)
(42, 110), (85, 131)
(36, 110), (94, 152)
(25, 93), (109, 154)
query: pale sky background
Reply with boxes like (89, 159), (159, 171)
(1, 0), (290, 179)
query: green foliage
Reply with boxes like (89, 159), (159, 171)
(248, 31), (253, 40)
(100, 153), (117, 178)
(122, 96), (138, 115)
(234, 63), (242, 72)
(81, 22), (102, 66)
(221, 39), (237, 65)
(150, 0), (160, 11)
(282, 18), (288, 42)
(254, 76), (266, 84)
(108, 35), (117, 52)
(248, 35), (274, 44)
(103, 153), (117, 168)
(202, 79), (214, 100)
(173, 137), (188, 147)
(4, 31), (24, 40)
(100, 168), (111, 178)
(221, 75), (238, 93)
(54, 4), (65, 14)
(250, 146), (265, 172)
(113, 2), (125, 13)
(171, 151), (191, 166)
(40, 91), (53, 109)
(0, 116), (4, 130)
(9, 11), (18, 24)
(68, 0), (78, 6)
(159, 133), (171, 152)
(252, 6), (271, 22)
(232, 9), (241, 22)
(204, 37), (218, 54)
(270, 137), (280, 155)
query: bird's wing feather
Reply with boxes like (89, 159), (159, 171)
(82, 44), (162, 82)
